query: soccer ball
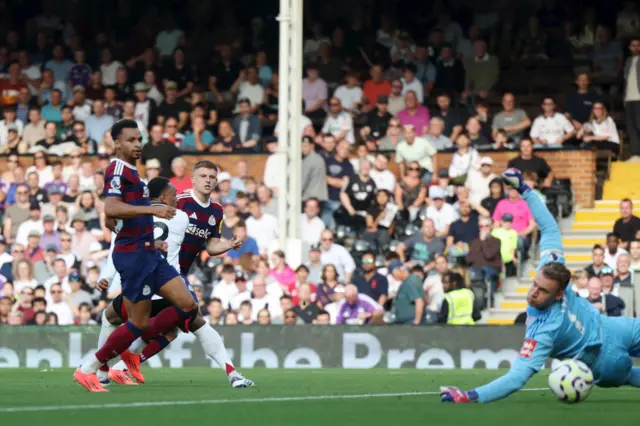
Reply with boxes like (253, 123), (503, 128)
(548, 359), (594, 403)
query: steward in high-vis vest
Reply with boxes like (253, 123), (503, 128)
(437, 271), (481, 325)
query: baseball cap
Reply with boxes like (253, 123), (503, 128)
(501, 213), (514, 222)
(71, 212), (86, 223)
(45, 244), (58, 252)
(388, 259), (405, 274)
(72, 85), (85, 93)
(428, 186), (446, 200)
(217, 172), (232, 183)
(480, 156), (494, 166)
(29, 202), (41, 211)
(43, 214), (55, 222)
(165, 81), (178, 90)
(377, 95), (389, 104)
(28, 230), (41, 238)
(7, 123), (18, 132)
(599, 267), (615, 277)
(134, 82), (149, 92)
(145, 159), (161, 169)
(69, 271), (81, 282)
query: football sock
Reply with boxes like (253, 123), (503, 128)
(627, 367), (640, 387)
(140, 336), (171, 362)
(129, 337), (146, 354)
(83, 321), (142, 374)
(96, 311), (117, 373)
(140, 306), (196, 341)
(193, 323), (236, 375)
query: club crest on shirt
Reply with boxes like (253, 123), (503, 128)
(111, 176), (121, 191)
(143, 185), (150, 198)
(208, 215), (216, 226)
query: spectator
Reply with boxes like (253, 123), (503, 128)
(301, 198), (325, 248)
(360, 96), (393, 143)
(336, 283), (384, 325)
(396, 218), (446, 270)
(434, 44), (465, 97)
(605, 232), (628, 268)
(393, 265), (425, 324)
(424, 117), (453, 151)
(41, 89), (64, 123)
(613, 199), (640, 249)
(323, 139), (354, 228)
(491, 93), (531, 142)
(491, 213), (519, 277)
(624, 37), (640, 161)
(334, 72), (363, 114)
(466, 157), (497, 206)
(377, 117), (405, 151)
(70, 213), (97, 264)
(395, 125), (437, 181)
(263, 139), (285, 196)
(397, 91), (430, 136)
(34, 121), (62, 152)
(168, 157), (192, 193)
(400, 63), (424, 104)
(448, 134), (480, 184)
(0, 106), (25, 145)
(47, 282), (74, 325)
(12, 258), (37, 293)
(256, 184), (276, 217)
(230, 278), (251, 312)
(182, 116), (215, 152)
(250, 277), (280, 321)
(22, 107), (46, 148)
(628, 240), (640, 271)
(467, 216), (502, 295)
(0, 123), (26, 154)
(4, 185), (31, 244)
(492, 186), (536, 262)
(321, 97), (355, 144)
(600, 266), (619, 295)
(565, 73), (601, 128)
(462, 40), (499, 101)
(426, 186), (459, 238)
(433, 92), (466, 142)
(447, 200), (480, 250)
(319, 229), (356, 282)
(301, 136), (328, 203)
(336, 159), (377, 231)
(530, 96), (576, 148)
(577, 101), (620, 153)
(314, 263), (345, 309)
(211, 265), (240, 310)
(615, 254), (632, 287)
(437, 271), (480, 324)
(362, 65), (391, 112)
(586, 244), (607, 278)
(306, 246), (323, 284)
(394, 160), (427, 222)
(293, 283), (321, 324)
(387, 79), (405, 116)
(570, 270), (590, 297)
(353, 252), (389, 307)
(302, 63), (328, 120)
(210, 120), (241, 152)
(246, 198), (278, 254)
(506, 139), (554, 188)
(232, 98), (262, 151)
(84, 99), (114, 144)
(518, 16), (548, 60)
(141, 125), (180, 178)
(592, 27), (624, 82)
(369, 153), (396, 193)
(317, 41), (345, 90)
(586, 276), (625, 316)
(391, 31), (417, 64)
(232, 67), (264, 114)
(364, 189), (397, 252)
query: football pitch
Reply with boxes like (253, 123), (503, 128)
(1, 369), (638, 425)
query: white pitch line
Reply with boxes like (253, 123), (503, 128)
(0, 388), (550, 413)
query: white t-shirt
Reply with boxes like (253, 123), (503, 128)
(333, 85), (363, 111)
(0, 119), (24, 144)
(155, 29), (185, 57)
(395, 137), (437, 172)
(250, 295), (282, 320)
(322, 112), (355, 143)
(211, 280), (239, 310)
(425, 203), (458, 234)
(370, 169), (396, 192)
(530, 113), (575, 146)
(401, 78), (424, 103)
(72, 102), (93, 124)
(587, 117), (620, 144)
(49, 301), (75, 325)
(605, 247), (628, 269)
(26, 165), (54, 187)
(229, 290), (252, 312)
(320, 243), (356, 280)
(466, 170), (498, 205)
(100, 61), (124, 86)
(235, 82), (264, 112)
(448, 149), (480, 179)
(263, 152), (286, 193)
(300, 214), (325, 246)
(15, 220), (45, 247)
(246, 214), (279, 253)
(274, 115), (312, 136)
(423, 274), (445, 312)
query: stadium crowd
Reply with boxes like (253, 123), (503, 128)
(0, 0), (639, 326)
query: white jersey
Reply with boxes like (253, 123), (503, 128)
(101, 207), (190, 299)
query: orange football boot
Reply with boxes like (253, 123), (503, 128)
(109, 368), (137, 385)
(120, 350), (145, 383)
(73, 369), (108, 392)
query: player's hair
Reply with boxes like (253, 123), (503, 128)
(111, 119), (138, 140)
(148, 177), (172, 200)
(193, 160), (218, 172)
(540, 262), (572, 290)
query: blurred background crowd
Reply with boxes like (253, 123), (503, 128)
(0, 0), (639, 327)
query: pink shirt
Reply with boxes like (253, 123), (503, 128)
(269, 266), (296, 287)
(492, 198), (533, 233)
(396, 105), (430, 135)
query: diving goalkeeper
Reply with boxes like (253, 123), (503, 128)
(440, 168), (640, 404)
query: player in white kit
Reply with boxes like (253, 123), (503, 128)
(95, 177), (253, 388)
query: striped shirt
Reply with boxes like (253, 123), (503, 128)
(176, 190), (223, 275)
(104, 158), (155, 253)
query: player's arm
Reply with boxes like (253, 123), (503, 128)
(205, 214), (243, 256)
(104, 172), (174, 219)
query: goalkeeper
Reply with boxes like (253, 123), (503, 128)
(440, 168), (640, 404)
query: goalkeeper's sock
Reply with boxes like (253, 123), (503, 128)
(627, 367), (640, 387)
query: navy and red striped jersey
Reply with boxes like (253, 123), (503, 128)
(176, 190), (223, 275)
(104, 158), (155, 253)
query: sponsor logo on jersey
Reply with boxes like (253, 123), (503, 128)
(208, 215), (216, 226)
(519, 339), (537, 358)
(190, 213), (198, 220)
(143, 185), (150, 199)
(186, 224), (211, 239)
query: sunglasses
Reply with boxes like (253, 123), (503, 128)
(362, 258), (375, 264)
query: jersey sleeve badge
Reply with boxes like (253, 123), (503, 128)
(519, 339), (537, 358)
(109, 176), (122, 195)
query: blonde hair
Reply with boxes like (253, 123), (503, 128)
(589, 102), (609, 123)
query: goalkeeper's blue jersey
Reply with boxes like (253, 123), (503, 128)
(474, 190), (604, 403)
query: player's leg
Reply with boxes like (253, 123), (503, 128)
(112, 328), (178, 372)
(96, 300), (124, 384)
(625, 318), (640, 387)
(502, 168), (564, 259)
(189, 314), (255, 387)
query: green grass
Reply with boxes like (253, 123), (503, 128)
(1, 369), (638, 426)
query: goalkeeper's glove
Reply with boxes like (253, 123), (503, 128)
(501, 168), (531, 195)
(439, 386), (478, 403)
